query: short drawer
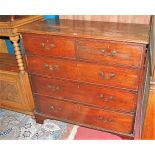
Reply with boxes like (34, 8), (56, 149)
(31, 75), (137, 113)
(22, 34), (76, 58)
(26, 55), (78, 80)
(76, 39), (144, 67)
(35, 95), (134, 134)
(78, 62), (140, 90)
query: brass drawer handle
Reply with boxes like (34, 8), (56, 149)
(49, 43), (56, 49)
(99, 94), (114, 102)
(99, 72), (116, 80)
(47, 84), (52, 90)
(99, 49), (117, 57)
(99, 49), (106, 54)
(41, 42), (56, 50)
(99, 72), (105, 78)
(97, 116), (113, 123)
(41, 43), (45, 48)
(55, 86), (61, 91)
(44, 63), (49, 68)
(49, 105), (62, 111)
(49, 64), (59, 71)
(44, 64), (59, 71)
(97, 116), (104, 121)
(110, 50), (117, 57)
(99, 94), (104, 99)
(107, 118), (113, 122)
(47, 85), (61, 91)
(49, 105), (55, 110)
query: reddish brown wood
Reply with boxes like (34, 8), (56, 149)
(18, 19), (150, 44)
(78, 62), (140, 90)
(22, 34), (76, 59)
(20, 19), (150, 140)
(35, 111), (134, 139)
(77, 39), (144, 68)
(31, 75), (137, 113)
(35, 95), (134, 134)
(26, 54), (140, 90)
(26, 55), (78, 80)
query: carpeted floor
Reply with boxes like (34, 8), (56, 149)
(0, 109), (123, 140)
(0, 109), (78, 140)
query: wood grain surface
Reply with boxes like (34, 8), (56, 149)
(60, 15), (151, 25)
(18, 19), (150, 44)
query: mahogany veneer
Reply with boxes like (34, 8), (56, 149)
(19, 19), (151, 139)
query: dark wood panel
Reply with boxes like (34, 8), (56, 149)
(31, 75), (137, 113)
(77, 39), (144, 68)
(35, 95), (134, 134)
(23, 34), (76, 59)
(78, 62), (140, 90)
(27, 55), (140, 90)
(26, 55), (78, 80)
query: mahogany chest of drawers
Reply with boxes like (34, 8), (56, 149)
(19, 19), (151, 139)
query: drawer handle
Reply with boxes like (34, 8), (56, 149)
(107, 118), (113, 122)
(44, 64), (59, 71)
(49, 64), (59, 71)
(44, 63), (49, 68)
(50, 43), (56, 49)
(99, 50), (117, 57)
(41, 43), (56, 50)
(97, 116), (105, 121)
(55, 86), (61, 91)
(110, 50), (118, 57)
(97, 116), (113, 123)
(99, 94), (114, 102)
(99, 49), (106, 54)
(99, 72), (105, 78)
(41, 43), (45, 48)
(47, 85), (61, 91)
(99, 72), (116, 80)
(49, 105), (62, 111)
(47, 84), (52, 90)
(49, 105), (55, 110)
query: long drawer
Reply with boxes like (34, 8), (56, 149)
(76, 39), (144, 68)
(27, 55), (140, 90)
(31, 75), (137, 113)
(35, 95), (134, 134)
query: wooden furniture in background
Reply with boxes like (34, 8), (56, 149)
(0, 16), (43, 115)
(0, 39), (8, 53)
(0, 53), (34, 115)
(19, 19), (150, 139)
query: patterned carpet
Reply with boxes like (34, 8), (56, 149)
(0, 109), (78, 140)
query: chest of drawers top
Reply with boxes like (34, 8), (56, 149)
(18, 19), (150, 44)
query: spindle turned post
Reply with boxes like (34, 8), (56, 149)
(10, 35), (25, 73)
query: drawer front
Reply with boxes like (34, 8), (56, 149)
(31, 75), (137, 113)
(76, 39), (143, 67)
(78, 62), (139, 90)
(26, 55), (78, 80)
(35, 95), (134, 134)
(23, 34), (76, 58)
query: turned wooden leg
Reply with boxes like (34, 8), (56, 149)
(10, 35), (25, 74)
